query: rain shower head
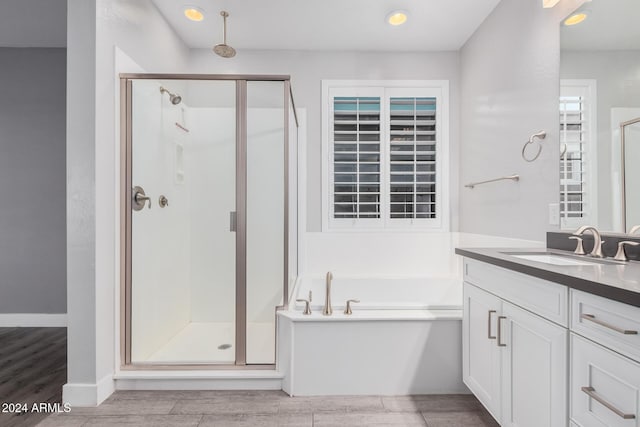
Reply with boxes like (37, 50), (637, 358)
(213, 11), (236, 58)
(160, 86), (182, 105)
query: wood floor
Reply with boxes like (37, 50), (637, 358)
(39, 391), (499, 426)
(0, 327), (67, 427)
(0, 327), (499, 427)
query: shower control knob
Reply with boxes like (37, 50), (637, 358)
(132, 186), (151, 211)
(159, 195), (169, 208)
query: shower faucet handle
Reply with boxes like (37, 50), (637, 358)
(296, 299), (312, 315)
(344, 299), (360, 315)
(132, 186), (151, 210)
(135, 193), (151, 209)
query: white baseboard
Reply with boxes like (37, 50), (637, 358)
(0, 313), (67, 327)
(63, 374), (115, 407)
(114, 370), (283, 391)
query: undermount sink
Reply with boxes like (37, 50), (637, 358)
(509, 253), (598, 266)
(499, 251), (618, 266)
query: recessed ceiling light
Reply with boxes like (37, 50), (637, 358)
(184, 6), (205, 22)
(387, 10), (408, 26)
(564, 11), (588, 26)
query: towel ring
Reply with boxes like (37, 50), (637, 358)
(522, 131), (546, 162)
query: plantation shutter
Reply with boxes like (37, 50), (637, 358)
(559, 95), (587, 223)
(331, 95), (382, 220)
(389, 97), (437, 219)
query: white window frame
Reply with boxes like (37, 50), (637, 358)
(559, 79), (598, 230)
(321, 80), (450, 232)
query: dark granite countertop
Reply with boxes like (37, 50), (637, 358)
(455, 247), (640, 308)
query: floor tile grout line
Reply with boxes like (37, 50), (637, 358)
(168, 398), (181, 416)
(420, 411), (430, 427)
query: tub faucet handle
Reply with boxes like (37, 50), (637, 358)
(344, 299), (360, 315)
(296, 299), (312, 315)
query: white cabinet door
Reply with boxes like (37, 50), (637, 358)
(501, 301), (568, 427)
(463, 282), (502, 422)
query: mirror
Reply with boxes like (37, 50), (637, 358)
(623, 118), (640, 227)
(559, 0), (640, 233)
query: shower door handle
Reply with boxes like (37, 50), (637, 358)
(230, 211), (237, 232)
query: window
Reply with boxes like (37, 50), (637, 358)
(559, 80), (597, 229)
(322, 81), (449, 231)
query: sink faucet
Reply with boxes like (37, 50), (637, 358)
(323, 271), (333, 316)
(573, 225), (604, 258)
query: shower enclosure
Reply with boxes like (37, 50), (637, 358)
(119, 75), (298, 368)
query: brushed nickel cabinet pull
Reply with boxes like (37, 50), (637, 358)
(497, 316), (507, 347)
(488, 310), (497, 339)
(581, 313), (638, 335)
(581, 386), (636, 419)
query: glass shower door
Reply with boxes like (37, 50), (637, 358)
(129, 79), (237, 364)
(246, 81), (285, 364)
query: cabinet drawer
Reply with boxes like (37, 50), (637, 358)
(571, 334), (640, 427)
(571, 289), (640, 362)
(464, 258), (568, 326)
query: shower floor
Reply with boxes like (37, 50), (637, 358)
(146, 321), (275, 364)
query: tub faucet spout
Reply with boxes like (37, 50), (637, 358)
(323, 271), (333, 316)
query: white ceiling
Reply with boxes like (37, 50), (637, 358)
(561, 0), (640, 50)
(151, 0), (501, 52)
(0, 0), (67, 48)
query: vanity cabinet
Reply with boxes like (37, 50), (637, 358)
(463, 259), (568, 427)
(570, 290), (640, 426)
(571, 334), (640, 427)
(462, 256), (640, 427)
(501, 301), (567, 427)
(463, 283), (502, 420)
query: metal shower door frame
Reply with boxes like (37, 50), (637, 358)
(119, 74), (294, 370)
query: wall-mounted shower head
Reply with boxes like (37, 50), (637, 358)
(160, 86), (182, 105)
(213, 11), (236, 58)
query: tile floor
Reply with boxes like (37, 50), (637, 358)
(38, 391), (499, 426)
(0, 327), (66, 427)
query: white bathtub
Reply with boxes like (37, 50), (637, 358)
(292, 276), (462, 312)
(278, 276), (466, 396)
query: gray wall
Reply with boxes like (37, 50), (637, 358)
(188, 49), (462, 232)
(459, 0), (584, 241)
(0, 48), (66, 313)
